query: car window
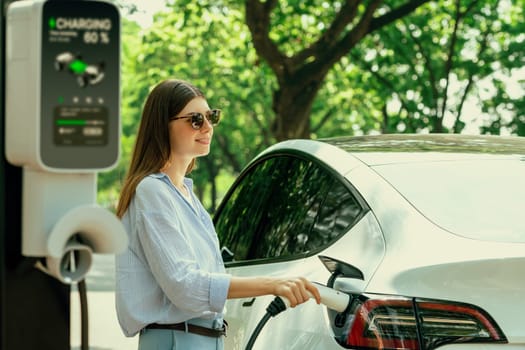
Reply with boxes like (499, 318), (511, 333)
(214, 155), (364, 264)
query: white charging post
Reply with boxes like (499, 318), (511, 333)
(5, 0), (127, 283)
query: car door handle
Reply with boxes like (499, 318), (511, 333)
(242, 298), (256, 307)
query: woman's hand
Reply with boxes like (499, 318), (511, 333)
(272, 277), (321, 307)
(228, 276), (321, 307)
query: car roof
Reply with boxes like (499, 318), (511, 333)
(320, 133), (525, 166)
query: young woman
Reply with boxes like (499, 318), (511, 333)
(115, 79), (320, 349)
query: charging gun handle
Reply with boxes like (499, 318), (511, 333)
(281, 282), (350, 313)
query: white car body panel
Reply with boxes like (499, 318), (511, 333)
(345, 154), (525, 343)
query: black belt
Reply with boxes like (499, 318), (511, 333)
(146, 322), (227, 338)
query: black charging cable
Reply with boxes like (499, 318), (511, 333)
(245, 296), (288, 350)
(34, 258), (90, 349)
(78, 279), (89, 350)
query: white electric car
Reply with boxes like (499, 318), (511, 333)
(213, 134), (525, 350)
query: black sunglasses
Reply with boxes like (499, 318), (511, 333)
(170, 109), (221, 130)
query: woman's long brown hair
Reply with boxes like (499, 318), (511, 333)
(116, 79), (204, 218)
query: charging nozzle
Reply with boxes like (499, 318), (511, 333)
(314, 282), (350, 312)
(280, 282), (350, 313)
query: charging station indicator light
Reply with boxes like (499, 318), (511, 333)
(56, 119), (87, 126)
(48, 17), (56, 29)
(69, 60), (88, 74)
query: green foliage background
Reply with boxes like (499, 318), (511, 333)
(98, 0), (524, 212)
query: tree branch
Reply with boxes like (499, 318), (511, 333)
(312, 106), (336, 133)
(455, 0), (497, 130)
(245, 0), (287, 79)
(214, 133), (243, 173)
(439, 0), (462, 121)
(291, 0), (361, 68)
(403, 18), (440, 113)
(317, 0), (384, 69)
(249, 110), (273, 147)
(299, 0), (431, 79)
(368, 0), (432, 33)
(349, 50), (418, 128)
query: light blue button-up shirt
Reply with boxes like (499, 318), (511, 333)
(115, 173), (231, 337)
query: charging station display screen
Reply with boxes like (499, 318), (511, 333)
(41, 1), (119, 169)
(54, 106), (108, 146)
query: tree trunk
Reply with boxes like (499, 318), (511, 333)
(272, 76), (326, 141)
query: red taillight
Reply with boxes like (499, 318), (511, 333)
(418, 300), (505, 343)
(339, 295), (507, 350)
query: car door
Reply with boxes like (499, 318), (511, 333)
(214, 152), (368, 349)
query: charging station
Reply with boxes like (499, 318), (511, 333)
(6, 0), (120, 171)
(1, 0), (127, 347)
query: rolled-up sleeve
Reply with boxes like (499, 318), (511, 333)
(209, 273), (231, 312)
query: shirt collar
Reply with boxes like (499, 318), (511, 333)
(149, 172), (194, 191)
